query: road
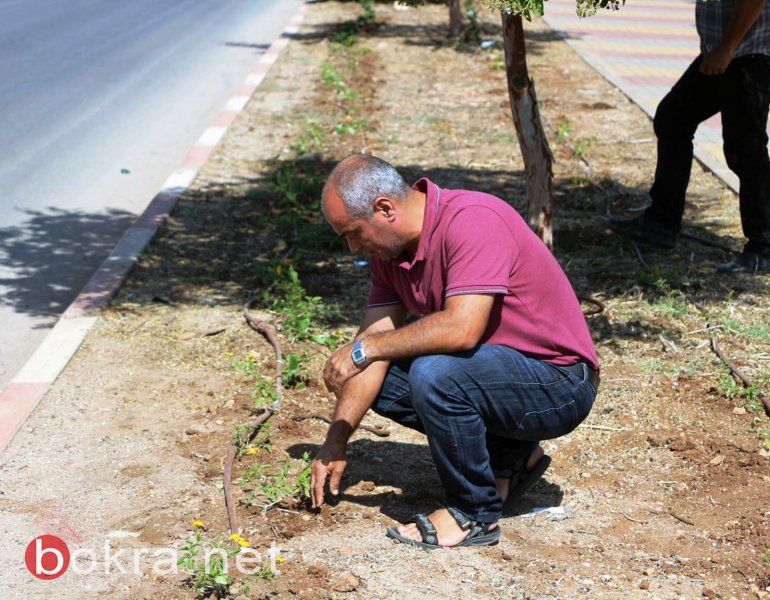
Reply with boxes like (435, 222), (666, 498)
(0, 0), (302, 386)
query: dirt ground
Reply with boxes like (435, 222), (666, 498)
(1, 2), (769, 599)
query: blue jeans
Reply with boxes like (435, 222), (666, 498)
(371, 344), (597, 523)
(648, 54), (770, 254)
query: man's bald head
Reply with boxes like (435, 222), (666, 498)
(322, 154), (411, 220)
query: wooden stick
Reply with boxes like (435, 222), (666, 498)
(709, 330), (770, 418)
(631, 240), (649, 271)
(243, 300), (285, 409)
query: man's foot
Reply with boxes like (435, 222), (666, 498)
(608, 213), (678, 249)
(495, 446), (551, 513)
(716, 251), (770, 275)
(387, 507), (500, 549)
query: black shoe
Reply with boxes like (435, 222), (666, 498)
(716, 251), (770, 275)
(608, 213), (678, 249)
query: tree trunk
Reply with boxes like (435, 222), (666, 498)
(449, 0), (466, 38)
(500, 12), (555, 247)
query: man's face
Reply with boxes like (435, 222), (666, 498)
(323, 192), (405, 260)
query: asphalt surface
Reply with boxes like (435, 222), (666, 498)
(0, 0), (303, 386)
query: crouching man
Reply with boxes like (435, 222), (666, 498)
(311, 154), (599, 548)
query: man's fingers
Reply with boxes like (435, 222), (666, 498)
(329, 464), (345, 496)
(310, 464), (326, 508)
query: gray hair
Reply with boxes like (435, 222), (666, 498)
(324, 154), (410, 220)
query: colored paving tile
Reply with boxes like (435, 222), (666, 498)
(540, 0), (754, 191)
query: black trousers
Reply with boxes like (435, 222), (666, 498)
(646, 53), (770, 254)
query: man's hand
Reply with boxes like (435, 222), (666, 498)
(323, 340), (364, 396)
(700, 45), (735, 75)
(310, 441), (348, 508)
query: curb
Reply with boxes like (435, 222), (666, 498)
(0, 3), (308, 455)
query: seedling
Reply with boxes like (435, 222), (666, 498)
(178, 530), (238, 596)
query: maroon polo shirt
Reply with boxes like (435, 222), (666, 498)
(367, 178), (599, 370)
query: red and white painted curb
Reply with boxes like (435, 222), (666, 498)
(0, 4), (308, 455)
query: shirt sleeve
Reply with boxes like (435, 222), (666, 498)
(366, 258), (403, 307)
(443, 206), (519, 298)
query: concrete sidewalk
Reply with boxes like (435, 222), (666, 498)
(542, 0), (767, 193)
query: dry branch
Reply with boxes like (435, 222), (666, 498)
(709, 329), (770, 418)
(243, 299), (285, 409)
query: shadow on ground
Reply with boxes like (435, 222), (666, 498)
(0, 207), (135, 321)
(287, 439), (564, 524)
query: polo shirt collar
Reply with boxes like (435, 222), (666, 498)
(396, 177), (441, 269)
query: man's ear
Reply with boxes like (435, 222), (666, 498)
(373, 197), (396, 220)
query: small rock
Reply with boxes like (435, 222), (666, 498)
(330, 571), (359, 592)
(702, 588), (716, 599)
(501, 550), (514, 561)
(732, 406), (747, 415)
(669, 436), (694, 452)
(709, 455), (725, 466)
(360, 481), (376, 492)
(581, 472), (592, 479)
(639, 578), (651, 590)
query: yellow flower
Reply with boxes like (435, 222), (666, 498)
(230, 533), (250, 548)
(244, 447), (260, 455)
(276, 556), (285, 564)
(192, 520), (204, 529)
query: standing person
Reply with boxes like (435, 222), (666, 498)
(609, 0), (770, 275)
(310, 154), (599, 549)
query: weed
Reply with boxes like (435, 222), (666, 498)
(251, 377), (279, 409)
(489, 52), (506, 71)
(762, 548), (770, 566)
(233, 421), (273, 457)
(465, 0), (482, 43)
(334, 115), (368, 135)
(233, 351), (262, 379)
(178, 531), (237, 596)
(556, 118), (573, 139)
(265, 264), (330, 343)
(241, 451), (313, 507)
(575, 135), (597, 158)
(290, 122), (326, 155)
(283, 352), (311, 389)
(311, 330), (347, 351)
(296, 451), (312, 500)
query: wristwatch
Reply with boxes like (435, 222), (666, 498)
(351, 339), (368, 367)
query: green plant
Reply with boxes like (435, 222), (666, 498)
(465, 0), (482, 43)
(762, 548), (770, 566)
(334, 115), (368, 135)
(311, 330), (347, 351)
(178, 531), (237, 596)
(556, 118), (573, 139)
(283, 352), (310, 389)
(233, 421), (273, 457)
(241, 452), (312, 507)
(489, 52), (506, 71)
(251, 377), (279, 409)
(296, 451), (312, 500)
(575, 135), (597, 158)
(264, 265), (328, 343)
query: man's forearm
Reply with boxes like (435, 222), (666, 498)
(324, 360), (390, 447)
(362, 295), (494, 363)
(721, 0), (766, 53)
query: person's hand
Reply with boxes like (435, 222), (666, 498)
(323, 341), (363, 396)
(699, 46), (734, 75)
(310, 441), (348, 508)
